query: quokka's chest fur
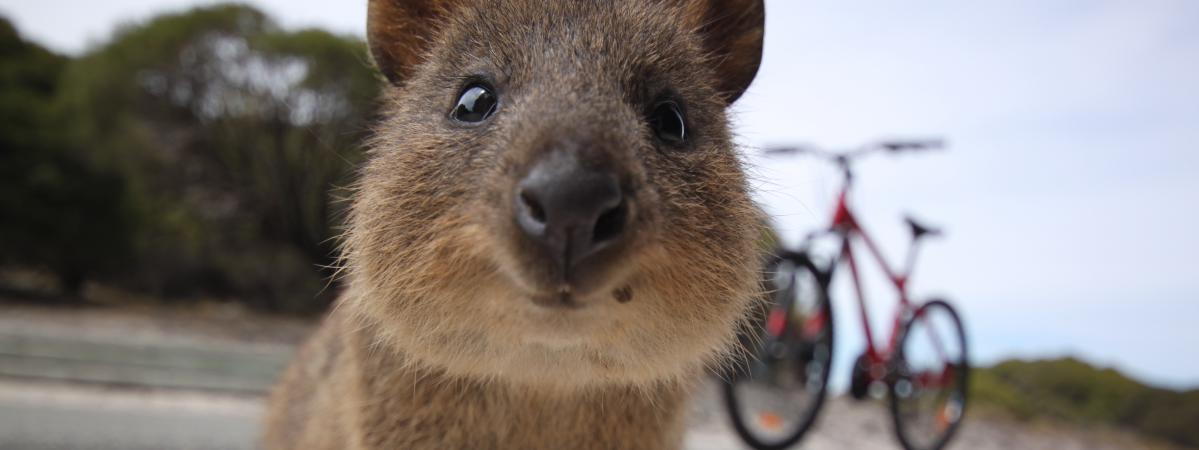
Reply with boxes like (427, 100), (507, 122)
(265, 310), (690, 450)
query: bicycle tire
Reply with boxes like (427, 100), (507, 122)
(723, 252), (833, 450)
(889, 299), (969, 450)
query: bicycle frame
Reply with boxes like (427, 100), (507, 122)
(819, 158), (950, 375)
(830, 186), (914, 367)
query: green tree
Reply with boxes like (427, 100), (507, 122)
(51, 4), (381, 311)
(0, 17), (134, 295)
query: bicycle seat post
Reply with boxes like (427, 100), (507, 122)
(902, 236), (922, 283)
(837, 155), (853, 185)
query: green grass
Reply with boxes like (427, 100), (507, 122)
(971, 357), (1199, 448)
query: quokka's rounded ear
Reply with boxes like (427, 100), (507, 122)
(367, 0), (460, 85)
(680, 0), (766, 105)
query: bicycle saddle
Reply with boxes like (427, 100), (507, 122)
(904, 215), (942, 240)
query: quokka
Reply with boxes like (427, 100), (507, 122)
(264, 1), (766, 448)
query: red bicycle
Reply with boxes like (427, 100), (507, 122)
(723, 140), (968, 450)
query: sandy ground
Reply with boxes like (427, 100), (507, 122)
(0, 377), (1149, 450)
(685, 381), (1147, 450)
(0, 303), (1156, 449)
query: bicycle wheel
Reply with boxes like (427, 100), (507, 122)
(723, 254), (833, 450)
(889, 299), (969, 450)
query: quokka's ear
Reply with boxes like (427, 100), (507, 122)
(679, 0), (765, 104)
(367, 0), (461, 85)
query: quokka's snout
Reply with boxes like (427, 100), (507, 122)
(512, 147), (633, 303)
(500, 120), (655, 307)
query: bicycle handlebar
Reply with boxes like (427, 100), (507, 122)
(764, 139), (945, 161)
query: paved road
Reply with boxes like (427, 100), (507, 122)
(0, 380), (260, 450)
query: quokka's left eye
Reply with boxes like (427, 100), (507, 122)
(451, 84), (498, 123)
(648, 101), (686, 145)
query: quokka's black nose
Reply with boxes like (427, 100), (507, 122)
(515, 151), (629, 272)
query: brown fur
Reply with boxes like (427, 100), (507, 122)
(264, 1), (765, 448)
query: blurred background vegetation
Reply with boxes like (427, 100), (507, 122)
(972, 358), (1199, 448)
(0, 4), (380, 313)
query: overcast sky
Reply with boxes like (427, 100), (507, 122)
(3, 0), (1197, 388)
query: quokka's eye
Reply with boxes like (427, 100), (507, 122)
(648, 101), (686, 145)
(451, 84), (498, 123)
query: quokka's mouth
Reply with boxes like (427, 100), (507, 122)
(522, 279), (634, 310)
(529, 289), (581, 309)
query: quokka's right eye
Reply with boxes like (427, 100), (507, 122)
(451, 84), (498, 123)
(648, 101), (686, 145)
